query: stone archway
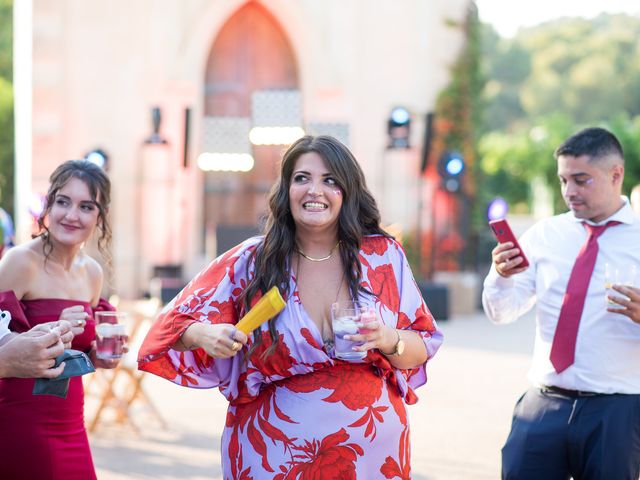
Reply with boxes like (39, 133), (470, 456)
(202, 1), (300, 236)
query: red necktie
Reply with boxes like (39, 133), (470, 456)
(550, 221), (620, 373)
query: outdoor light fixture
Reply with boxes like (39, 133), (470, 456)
(437, 150), (465, 193)
(145, 107), (168, 145)
(487, 197), (509, 220)
(196, 153), (255, 172)
(387, 106), (411, 149)
(84, 148), (109, 170)
(249, 126), (305, 146)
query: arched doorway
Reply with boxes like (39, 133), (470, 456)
(202, 1), (299, 252)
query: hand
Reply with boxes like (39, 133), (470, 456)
(344, 311), (397, 354)
(88, 340), (128, 369)
(32, 320), (74, 348)
(180, 323), (248, 359)
(607, 285), (640, 323)
(58, 305), (89, 337)
(0, 327), (65, 378)
(492, 242), (528, 278)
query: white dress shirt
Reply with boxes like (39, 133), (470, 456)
(0, 311), (10, 343)
(483, 198), (640, 394)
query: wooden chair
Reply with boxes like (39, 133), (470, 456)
(85, 297), (167, 433)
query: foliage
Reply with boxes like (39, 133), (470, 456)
(0, 0), (11, 80)
(0, 77), (13, 214)
(430, 3), (484, 270)
(478, 13), (640, 212)
(0, 0), (12, 216)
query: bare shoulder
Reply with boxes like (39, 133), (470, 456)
(80, 253), (104, 303)
(0, 240), (42, 296)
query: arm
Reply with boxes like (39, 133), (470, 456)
(482, 234), (537, 324)
(351, 237), (441, 370)
(356, 321), (428, 369)
(138, 239), (260, 388)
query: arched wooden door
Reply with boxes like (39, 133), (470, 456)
(203, 1), (299, 239)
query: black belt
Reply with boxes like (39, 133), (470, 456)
(541, 385), (601, 397)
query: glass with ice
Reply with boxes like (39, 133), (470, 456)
(94, 311), (128, 360)
(331, 302), (376, 361)
(605, 263), (637, 309)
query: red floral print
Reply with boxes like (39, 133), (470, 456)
(367, 263), (400, 313)
(278, 428), (364, 480)
(361, 236), (392, 256)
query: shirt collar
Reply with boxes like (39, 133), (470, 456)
(569, 196), (634, 226)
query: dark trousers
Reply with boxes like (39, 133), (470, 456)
(502, 387), (640, 480)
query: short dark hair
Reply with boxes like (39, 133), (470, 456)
(554, 127), (624, 163)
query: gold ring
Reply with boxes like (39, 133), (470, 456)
(231, 341), (241, 351)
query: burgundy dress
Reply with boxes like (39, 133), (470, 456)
(0, 291), (112, 480)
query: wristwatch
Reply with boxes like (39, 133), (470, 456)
(383, 329), (405, 357)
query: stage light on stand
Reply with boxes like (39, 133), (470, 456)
(437, 150), (465, 193)
(387, 106), (411, 149)
(84, 148), (109, 170)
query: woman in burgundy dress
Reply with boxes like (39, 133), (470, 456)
(0, 160), (120, 479)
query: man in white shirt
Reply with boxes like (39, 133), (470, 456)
(483, 127), (640, 479)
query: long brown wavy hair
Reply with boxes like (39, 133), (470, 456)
(35, 160), (112, 267)
(240, 135), (390, 356)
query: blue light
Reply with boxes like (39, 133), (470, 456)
(487, 197), (509, 221)
(445, 156), (464, 176)
(390, 107), (410, 125)
(84, 149), (108, 169)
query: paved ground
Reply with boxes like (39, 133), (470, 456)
(87, 309), (536, 479)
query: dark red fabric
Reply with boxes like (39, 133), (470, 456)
(550, 222), (620, 373)
(0, 292), (114, 480)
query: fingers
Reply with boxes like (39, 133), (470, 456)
(607, 285), (640, 321)
(493, 243), (527, 277)
(59, 307), (89, 328)
(40, 361), (65, 379)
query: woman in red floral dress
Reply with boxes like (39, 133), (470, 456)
(0, 160), (120, 479)
(138, 135), (443, 479)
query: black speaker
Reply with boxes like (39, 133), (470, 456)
(420, 112), (435, 173)
(417, 280), (449, 321)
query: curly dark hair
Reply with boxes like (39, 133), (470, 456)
(240, 135), (390, 356)
(35, 160), (112, 267)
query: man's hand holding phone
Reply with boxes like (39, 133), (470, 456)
(489, 219), (529, 277)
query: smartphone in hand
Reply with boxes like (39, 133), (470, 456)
(489, 219), (529, 268)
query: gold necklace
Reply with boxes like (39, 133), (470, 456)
(297, 241), (341, 262)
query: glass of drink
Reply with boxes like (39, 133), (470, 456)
(331, 302), (377, 361)
(95, 311), (128, 360)
(605, 263), (637, 309)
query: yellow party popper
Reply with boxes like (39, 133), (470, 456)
(235, 286), (286, 334)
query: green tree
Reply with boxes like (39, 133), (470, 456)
(0, 0), (12, 216)
(478, 13), (640, 213)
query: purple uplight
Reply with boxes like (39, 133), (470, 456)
(487, 197), (508, 221)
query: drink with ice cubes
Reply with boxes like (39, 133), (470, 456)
(94, 312), (128, 360)
(331, 302), (377, 361)
(333, 315), (366, 360)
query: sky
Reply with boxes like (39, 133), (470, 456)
(475, 0), (640, 37)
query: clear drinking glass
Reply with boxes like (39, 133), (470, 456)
(331, 302), (377, 361)
(95, 311), (128, 360)
(604, 263), (637, 309)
